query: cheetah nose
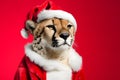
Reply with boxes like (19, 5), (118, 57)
(60, 33), (69, 40)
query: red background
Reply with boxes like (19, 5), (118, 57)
(0, 0), (120, 80)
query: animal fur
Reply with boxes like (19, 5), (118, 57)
(24, 18), (82, 80)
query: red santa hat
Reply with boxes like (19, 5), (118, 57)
(21, 0), (77, 39)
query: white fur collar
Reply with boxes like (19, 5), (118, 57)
(25, 43), (82, 72)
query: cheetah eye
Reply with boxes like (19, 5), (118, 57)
(67, 24), (73, 29)
(46, 25), (55, 29)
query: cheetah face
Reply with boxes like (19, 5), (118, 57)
(26, 18), (75, 50)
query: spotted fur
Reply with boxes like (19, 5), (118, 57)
(24, 18), (83, 80)
(26, 18), (75, 60)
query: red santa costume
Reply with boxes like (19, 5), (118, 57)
(14, 0), (85, 80)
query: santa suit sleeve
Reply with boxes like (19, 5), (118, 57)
(14, 56), (46, 80)
(14, 57), (30, 80)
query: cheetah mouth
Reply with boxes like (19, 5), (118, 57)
(52, 41), (71, 47)
(58, 42), (71, 47)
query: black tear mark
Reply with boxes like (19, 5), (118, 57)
(52, 19), (56, 41)
(51, 19), (58, 47)
(45, 2), (51, 10)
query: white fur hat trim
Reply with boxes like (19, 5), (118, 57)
(37, 10), (77, 30)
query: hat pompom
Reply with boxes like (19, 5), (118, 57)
(20, 28), (28, 39)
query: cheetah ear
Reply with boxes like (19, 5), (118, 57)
(21, 20), (36, 39)
(26, 20), (36, 34)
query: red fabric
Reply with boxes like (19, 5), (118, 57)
(27, 0), (60, 23)
(14, 56), (46, 80)
(14, 56), (85, 80)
